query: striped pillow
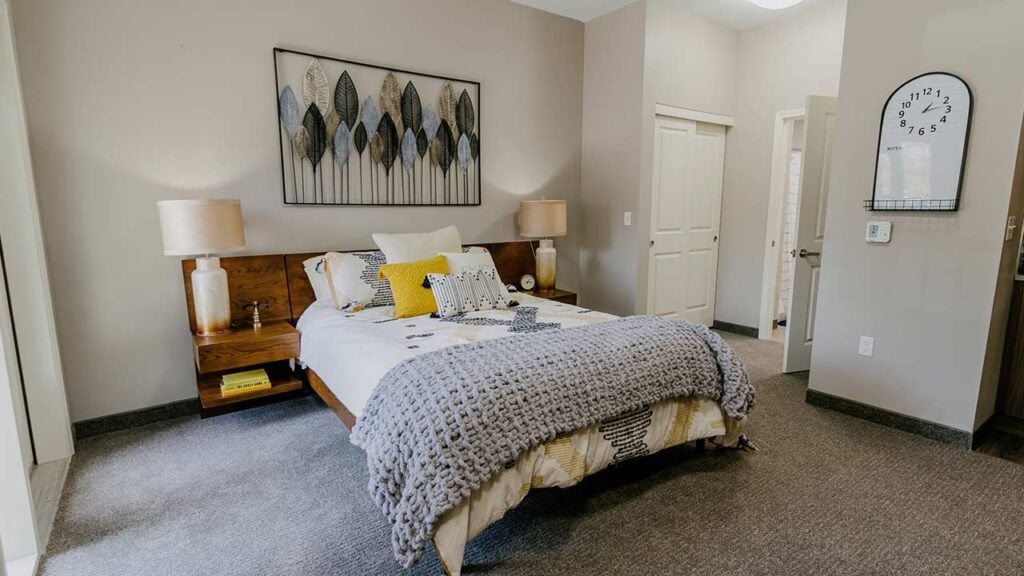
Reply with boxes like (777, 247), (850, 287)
(427, 268), (512, 318)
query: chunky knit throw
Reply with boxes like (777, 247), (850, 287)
(350, 315), (753, 567)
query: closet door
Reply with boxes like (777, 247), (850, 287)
(647, 116), (726, 326)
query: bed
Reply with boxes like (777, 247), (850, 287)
(179, 242), (750, 576)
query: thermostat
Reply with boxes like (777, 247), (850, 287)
(866, 221), (891, 243)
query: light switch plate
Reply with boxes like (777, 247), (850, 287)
(624, 211), (632, 226)
(866, 221), (891, 243)
(859, 336), (874, 357)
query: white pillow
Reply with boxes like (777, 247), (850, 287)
(439, 249), (512, 301)
(303, 255), (333, 305)
(427, 268), (512, 318)
(372, 225), (462, 263)
(323, 251), (394, 311)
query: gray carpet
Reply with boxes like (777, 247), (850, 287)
(40, 334), (1024, 575)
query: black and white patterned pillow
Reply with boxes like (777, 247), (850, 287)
(323, 250), (394, 310)
(427, 268), (511, 318)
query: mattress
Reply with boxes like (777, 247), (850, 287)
(296, 293), (616, 417)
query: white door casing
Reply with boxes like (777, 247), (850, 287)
(647, 115), (726, 326)
(784, 96), (838, 373)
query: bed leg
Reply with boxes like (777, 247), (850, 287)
(695, 438), (706, 454)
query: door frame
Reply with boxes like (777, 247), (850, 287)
(758, 108), (806, 340)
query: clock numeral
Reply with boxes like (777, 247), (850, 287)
(945, 105), (952, 113)
(900, 119), (906, 127)
(901, 101), (912, 110)
(940, 115), (947, 124)
(898, 110), (905, 118)
(930, 124), (937, 133)
(943, 96), (950, 104)
(923, 87), (933, 95)
(908, 126), (916, 135)
(918, 127), (925, 136)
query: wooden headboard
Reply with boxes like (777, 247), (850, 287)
(181, 241), (535, 332)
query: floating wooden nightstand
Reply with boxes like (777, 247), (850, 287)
(525, 289), (577, 306)
(192, 321), (303, 417)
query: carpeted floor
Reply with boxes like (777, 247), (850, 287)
(40, 334), (1024, 575)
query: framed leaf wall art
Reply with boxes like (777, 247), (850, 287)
(273, 48), (481, 207)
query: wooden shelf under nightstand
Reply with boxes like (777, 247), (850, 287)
(524, 288), (577, 306)
(192, 321), (304, 417)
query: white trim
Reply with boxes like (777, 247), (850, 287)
(758, 108), (805, 340)
(654, 103), (735, 127)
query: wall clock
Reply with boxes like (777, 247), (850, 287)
(868, 72), (972, 211)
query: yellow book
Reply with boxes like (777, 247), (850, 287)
(220, 381), (272, 397)
(221, 369), (270, 389)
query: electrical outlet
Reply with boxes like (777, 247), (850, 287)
(624, 211), (632, 226)
(859, 336), (874, 357)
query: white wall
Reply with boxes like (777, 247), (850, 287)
(714, 2), (846, 328)
(809, 0), (1024, 432)
(579, 2), (646, 316)
(11, 0), (585, 421)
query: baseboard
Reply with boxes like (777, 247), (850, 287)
(805, 389), (972, 449)
(711, 320), (759, 338)
(74, 398), (200, 440)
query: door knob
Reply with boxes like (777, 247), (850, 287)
(799, 249), (821, 258)
(650, 240), (655, 247)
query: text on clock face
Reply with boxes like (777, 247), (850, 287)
(893, 86), (958, 135)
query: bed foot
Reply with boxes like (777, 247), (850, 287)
(695, 438), (706, 454)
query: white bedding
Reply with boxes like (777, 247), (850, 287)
(296, 294), (614, 417)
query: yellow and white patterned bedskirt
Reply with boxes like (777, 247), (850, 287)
(432, 395), (742, 576)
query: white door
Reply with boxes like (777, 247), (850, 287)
(784, 96), (837, 373)
(0, 244), (32, 473)
(647, 116), (726, 326)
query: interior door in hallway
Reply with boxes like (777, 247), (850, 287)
(647, 116), (726, 326)
(784, 96), (838, 373)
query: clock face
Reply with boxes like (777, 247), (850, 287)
(520, 274), (536, 291)
(873, 72), (972, 210)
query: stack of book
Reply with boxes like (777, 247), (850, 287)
(220, 368), (271, 397)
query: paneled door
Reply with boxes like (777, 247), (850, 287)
(647, 116), (726, 326)
(784, 96), (838, 373)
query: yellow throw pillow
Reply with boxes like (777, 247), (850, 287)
(378, 255), (449, 318)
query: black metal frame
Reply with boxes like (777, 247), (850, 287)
(866, 71), (972, 212)
(273, 47), (482, 207)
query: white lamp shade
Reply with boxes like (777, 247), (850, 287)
(519, 199), (567, 238)
(749, 0), (804, 9)
(157, 199), (246, 256)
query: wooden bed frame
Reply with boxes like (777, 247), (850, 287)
(182, 241), (536, 429)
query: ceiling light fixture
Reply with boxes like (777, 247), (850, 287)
(749, 0), (805, 9)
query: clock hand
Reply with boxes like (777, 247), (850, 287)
(921, 102), (937, 114)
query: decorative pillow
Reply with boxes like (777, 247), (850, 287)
(377, 255), (449, 318)
(427, 268), (512, 318)
(372, 225), (462, 263)
(302, 255), (333, 305)
(323, 251), (393, 311)
(439, 249), (512, 301)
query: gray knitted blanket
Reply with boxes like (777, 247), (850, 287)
(350, 315), (753, 566)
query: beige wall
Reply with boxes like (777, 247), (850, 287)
(715, 2), (846, 327)
(809, 0), (1024, 432)
(12, 0), (585, 421)
(579, 2), (646, 316)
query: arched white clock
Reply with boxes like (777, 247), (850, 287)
(869, 72), (972, 211)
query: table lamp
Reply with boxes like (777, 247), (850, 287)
(519, 199), (567, 292)
(158, 199), (246, 336)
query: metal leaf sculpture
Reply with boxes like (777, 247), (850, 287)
(354, 122), (368, 155)
(402, 128), (416, 172)
(293, 126), (310, 159)
(360, 97), (381, 135)
(303, 59), (330, 115)
(380, 73), (403, 135)
(439, 82), (457, 134)
(470, 133), (480, 161)
(377, 112), (399, 175)
(437, 120), (455, 176)
(422, 105), (439, 142)
(334, 122), (350, 167)
(333, 71), (359, 128)
(302, 105), (327, 169)
(456, 90), (475, 137)
(416, 128), (429, 158)
(370, 133), (383, 165)
(324, 109), (340, 152)
(457, 134), (470, 172)
(279, 86), (300, 136)
(401, 82), (423, 135)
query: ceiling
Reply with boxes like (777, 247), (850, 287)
(509, 0), (845, 29)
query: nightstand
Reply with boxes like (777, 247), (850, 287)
(524, 288), (577, 306)
(192, 321), (304, 417)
